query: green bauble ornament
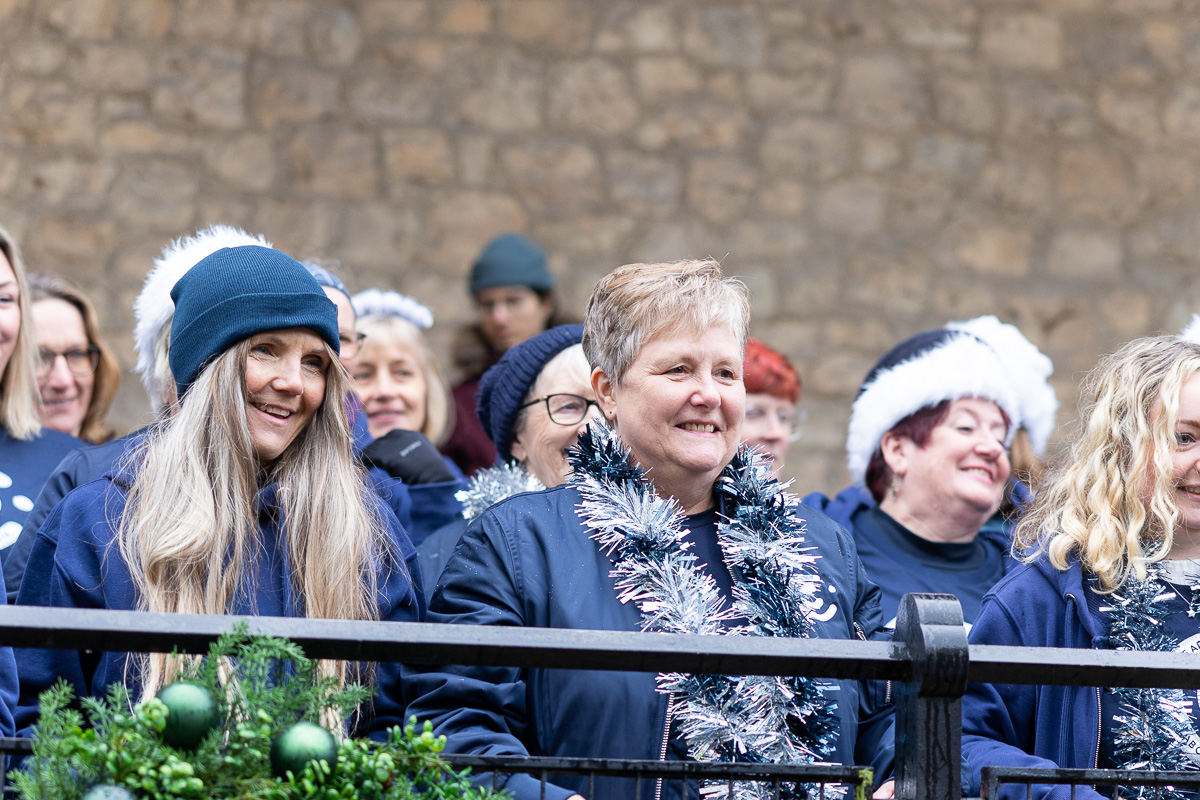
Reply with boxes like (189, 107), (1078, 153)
(156, 680), (220, 750)
(81, 785), (136, 800)
(271, 721), (338, 779)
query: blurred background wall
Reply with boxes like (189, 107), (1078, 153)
(1, 0), (1196, 493)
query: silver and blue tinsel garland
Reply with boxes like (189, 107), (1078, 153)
(566, 424), (839, 800)
(1105, 565), (1199, 800)
(455, 461), (546, 521)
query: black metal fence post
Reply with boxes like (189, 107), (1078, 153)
(893, 593), (969, 800)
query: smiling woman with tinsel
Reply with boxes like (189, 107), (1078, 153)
(402, 259), (896, 800)
(962, 333), (1200, 800)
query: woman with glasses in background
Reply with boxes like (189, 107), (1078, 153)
(741, 336), (803, 478)
(416, 324), (595, 596)
(29, 274), (121, 444)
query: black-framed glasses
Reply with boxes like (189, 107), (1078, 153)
(339, 332), (366, 360)
(37, 345), (99, 378)
(519, 393), (601, 426)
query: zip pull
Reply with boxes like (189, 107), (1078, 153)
(655, 693), (676, 800)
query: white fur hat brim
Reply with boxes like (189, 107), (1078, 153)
(133, 224), (271, 398)
(946, 315), (1058, 457)
(846, 333), (1021, 485)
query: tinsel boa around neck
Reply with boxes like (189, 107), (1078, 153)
(1104, 566), (1200, 799)
(566, 425), (839, 800)
(455, 462), (546, 521)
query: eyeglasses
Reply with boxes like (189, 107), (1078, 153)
(339, 332), (366, 360)
(519, 393), (601, 426)
(37, 345), (99, 378)
(744, 406), (807, 443)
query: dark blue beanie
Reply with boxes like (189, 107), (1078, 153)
(478, 324), (585, 461)
(169, 245), (340, 398)
(469, 233), (553, 295)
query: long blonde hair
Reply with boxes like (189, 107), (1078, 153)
(118, 339), (397, 702)
(0, 224), (45, 440)
(355, 314), (453, 445)
(1016, 335), (1200, 590)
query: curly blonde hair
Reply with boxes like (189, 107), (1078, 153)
(1016, 335), (1200, 591)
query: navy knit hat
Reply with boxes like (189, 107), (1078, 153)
(478, 324), (585, 461)
(169, 245), (340, 398)
(303, 261), (350, 300)
(469, 233), (553, 295)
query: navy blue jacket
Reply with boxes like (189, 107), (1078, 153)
(9, 430), (462, 605)
(0, 426), (81, 575)
(402, 484), (895, 800)
(14, 460), (423, 740)
(961, 556), (1107, 800)
(805, 485), (1014, 627)
(0, 568), (17, 737)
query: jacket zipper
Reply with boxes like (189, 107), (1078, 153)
(655, 694), (675, 800)
(854, 621), (892, 703)
(1093, 687), (1101, 769)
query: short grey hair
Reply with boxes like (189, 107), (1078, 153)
(583, 259), (749, 385)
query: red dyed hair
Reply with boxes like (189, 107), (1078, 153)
(743, 337), (802, 403)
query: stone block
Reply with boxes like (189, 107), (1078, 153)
(1143, 20), (1181, 68)
(637, 102), (750, 151)
(687, 155), (757, 223)
(981, 13), (1063, 70)
(955, 225), (1033, 276)
(606, 150), (682, 217)
(1001, 81), (1093, 139)
(1135, 153), (1197, 207)
(28, 218), (117, 277)
(336, 202), (421, 266)
(631, 219), (721, 264)
(457, 51), (541, 132)
(308, 7), (362, 67)
(0, 0), (29, 19)
(1099, 291), (1152, 336)
(77, 46), (152, 92)
(456, 135), (493, 187)
(205, 135), (275, 192)
(538, 214), (637, 256)
(383, 128), (454, 184)
(250, 61), (340, 126)
(845, 254), (931, 318)
(816, 180), (883, 237)
(809, 352), (875, 397)
(1097, 88), (1160, 140)
(761, 116), (849, 178)
(1165, 85), (1200, 140)
(1057, 146), (1134, 223)
(439, 1), (491, 35)
(361, 0), (427, 32)
(424, 190), (528, 268)
(349, 67), (437, 124)
(706, 72), (742, 104)
(635, 57), (701, 101)
(759, 181), (807, 217)
(111, 161), (199, 231)
(99, 121), (191, 153)
(251, 201), (337, 255)
(174, 0), (240, 41)
(116, 0), (171, 37)
(839, 54), (923, 129)
(44, 0), (115, 38)
(499, 0), (591, 52)
(152, 51), (247, 130)
(1046, 230), (1122, 278)
(23, 157), (117, 209)
(3, 81), (97, 147)
(978, 152), (1055, 215)
(858, 135), (901, 172)
(682, 6), (766, 67)
(595, 5), (677, 53)
(728, 219), (810, 259)
(934, 76), (997, 134)
(286, 126), (379, 199)
(548, 59), (638, 135)
(746, 70), (832, 113)
(911, 134), (986, 182)
(500, 141), (601, 217)
(11, 42), (67, 76)
(245, 0), (308, 57)
(771, 40), (836, 73)
(887, 176), (954, 237)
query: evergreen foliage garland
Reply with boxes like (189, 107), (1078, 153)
(14, 626), (505, 800)
(567, 425), (839, 800)
(1106, 566), (1199, 800)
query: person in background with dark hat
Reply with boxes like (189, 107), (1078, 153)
(804, 316), (1056, 630)
(741, 337), (803, 478)
(14, 243), (421, 739)
(441, 233), (575, 477)
(417, 324), (593, 598)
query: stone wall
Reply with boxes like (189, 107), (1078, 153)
(2, 0), (1198, 493)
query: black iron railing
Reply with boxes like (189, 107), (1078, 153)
(1, 594), (1198, 799)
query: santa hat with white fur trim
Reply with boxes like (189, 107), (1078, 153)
(134, 224), (272, 404)
(946, 315), (1058, 458)
(846, 328), (1022, 485)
